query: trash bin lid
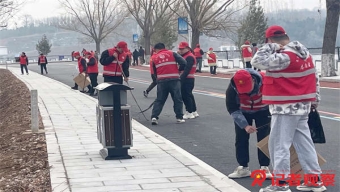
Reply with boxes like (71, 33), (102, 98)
(95, 82), (133, 91)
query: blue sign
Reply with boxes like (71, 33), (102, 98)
(178, 17), (188, 34)
(133, 34), (138, 42)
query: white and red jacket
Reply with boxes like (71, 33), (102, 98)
(87, 56), (98, 74)
(262, 51), (316, 104)
(241, 44), (252, 62)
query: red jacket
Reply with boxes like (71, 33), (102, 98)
(103, 48), (127, 76)
(242, 45), (252, 58)
(239, 73), (266, 111)
(87, 56), (98, 73)
(39, 56), (46, 64)
(193, 48), (203, 58)
(153, 49), (179, 80)
(182, 51), (196, 79)
(77, 56), (85, 73)
(207, 52), (216, 63)
(19, 56), (28, 65)
(262, 51), (316, 104)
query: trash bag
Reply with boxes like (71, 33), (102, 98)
(308, 108), (326, 144)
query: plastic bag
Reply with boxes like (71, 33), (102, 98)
(308, 108), (326, 144)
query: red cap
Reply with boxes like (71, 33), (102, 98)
(265, 25), (287, 42)
(116, 41), (128, 51)
(245, 40), (250, 45)
(233, 70), (253, 94)
(196, 44), (200, 47)
(179, 41), (189, 49)
(85, 51), (92, 55)
(73, 51), (80, 57)
(209, 47), (213, 51)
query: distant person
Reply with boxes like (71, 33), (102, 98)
(143, 48), (157, 97)
(251, 43), (260, 71)
(38, 53), (48, 75)
(71, 51), (75, 61)
(19, 52), (29, 75)
(71, 51), (89, 91)
(85, 51), (98, 96)
(241, 40), (252, 68)
(132, 49), (139, 66)
(139, 46), (145, 64)
(150, 43), (187, 125)
(193, 44), (204, 73)
(100, 41), (130, 84)
(206, 48), (217, 75)
(81, 48), (87, 57)
(126, 49), (133, 66)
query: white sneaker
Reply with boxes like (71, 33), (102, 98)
(260, 166), (273, 179)
(228, 166), (251, 179)
(260, 184), (291, 192)
(151, 118), (158, 125)
(192, 111), (199, 117)
(176, 119), (185, 123)
(183, 112), (195, 119)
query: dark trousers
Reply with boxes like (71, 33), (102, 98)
(40, 64), (47, 74)
(133, 57), (138, 66)
(88, 73), (98, 93)
(196, 58), (202, 72)
(151, 80), (183, 119)
(181, 78), (197, 113)
(245, 61), (252, 68)
(20, 64), (28, 74)
(104, 75), (123, 84)
(146, 74), (157, 93)
(210, 66), (216, 74)
(235, 109), (270, 167)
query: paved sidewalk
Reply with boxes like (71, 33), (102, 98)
(6, 67), (250, 192)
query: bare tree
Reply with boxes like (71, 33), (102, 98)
(58, 0), (128, 53)
(123, 0), (180, 59)
(0, 0), (15, 27)
(321, 0), (340, 77)
(169, 0), (242, 48)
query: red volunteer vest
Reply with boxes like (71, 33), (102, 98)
(238, 72), (267, 111)
(182, 51), (196, 79)
(103, 48), (127, 77)
(19, 56), (27, 65)
(193, 48), (203, 58)
(87, 56), (99, 73)
(207, 53), (216, 63)
(153, 49), (179, 80)
(39, 56), (46, 64)
(77, 57), (84, 73)
(262, 51), (316, 104)
(149, 53), (157, 75)
(242, 46), (252, 57)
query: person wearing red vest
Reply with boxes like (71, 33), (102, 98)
(99, 41), (130, 84)
(85, 51), (99, 96)
(143, 48), (157, 97)
(193, 44), (204, 73)
(225, 69), (272, 180)
(206, 48), (217, 75)
(241, 40), (252, 68)
(71, 51), (88, 90)
(150, 43), (187, 125)
(19, 52), (29, 75)
(38, 53), (48, 75)
(252, 25), (325, 192)
(178, 41), (199, 119)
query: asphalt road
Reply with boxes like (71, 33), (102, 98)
(13, 62), (340, 192)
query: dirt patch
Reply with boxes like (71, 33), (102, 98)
(0, 69), (51, 191)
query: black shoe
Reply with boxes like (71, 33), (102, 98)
(143, 91), (148, 97)
(71, 86), (78, 90)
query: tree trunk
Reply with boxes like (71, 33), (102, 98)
(321, 0), (340, 77)
(95, 40), (101, 54)
(144, 33), (151, 65)
(191, 27), (200, 49)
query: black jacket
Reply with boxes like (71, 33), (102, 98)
(99, 50), (129, 77)
(180, 51), (195, 80)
